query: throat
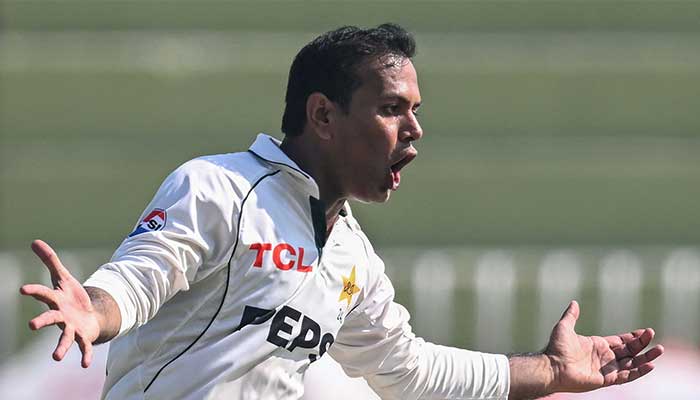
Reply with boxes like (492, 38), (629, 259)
(324, 200), (346, 238)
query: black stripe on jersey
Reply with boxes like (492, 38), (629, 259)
(248, 144), (311, 180)
(144, 169), (281, 393)
(309, 196), (327, 250)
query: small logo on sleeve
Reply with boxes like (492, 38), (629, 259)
(129, 208), (167, 237)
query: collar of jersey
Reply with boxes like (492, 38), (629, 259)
(248, 133), (320, 197)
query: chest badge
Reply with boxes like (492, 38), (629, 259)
(339, 265), (361, 306)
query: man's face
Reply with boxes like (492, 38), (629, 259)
(328, 57), (423, 203)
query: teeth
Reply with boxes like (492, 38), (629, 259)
(391, 169), (401, 191)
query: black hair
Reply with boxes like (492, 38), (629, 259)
(281, 23), (416, 137)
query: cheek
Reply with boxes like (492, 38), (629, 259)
(338, 116), (396, 175)
(363, 122), (396, 154)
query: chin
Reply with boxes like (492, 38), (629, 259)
(377, 190), (392, 203)
(353, 189), (391, 204)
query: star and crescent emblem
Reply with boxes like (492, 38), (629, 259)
(339, 265), (361, 306)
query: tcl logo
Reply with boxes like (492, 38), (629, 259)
(249, 242), (314, 272)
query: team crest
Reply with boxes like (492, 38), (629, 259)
(129, 208), (167, 237)
(338, 266), (361, 307)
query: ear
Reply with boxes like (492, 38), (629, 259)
(305, 92), (337, 140)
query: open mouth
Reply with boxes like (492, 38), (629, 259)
(389, 151), (417, 190)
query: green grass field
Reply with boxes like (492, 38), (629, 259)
(2, 1), (700, 250)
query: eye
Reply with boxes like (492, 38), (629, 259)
(382, 104), (400, 116)
(412, 103), (421, 116)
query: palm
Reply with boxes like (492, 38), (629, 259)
(546, 301), (663, 393)
(20, 240), (100, 367)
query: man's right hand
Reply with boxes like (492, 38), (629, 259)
(20, 240), (102, 368)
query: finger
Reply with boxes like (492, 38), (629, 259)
(20, 284), (59, 309)
(31, 239), (69, 281)
(76, 336), (93, 368)
(28, 310), (65, 330)
(607, 328), (653, 358)
(605, 328), (646, 349)
(623, 329), (655, 358)
(558, 300), (580, 330)
(600, 359), (618, 376)
(613, 362), (655, 385)
(620, 345), (664, 369)
(53, 326), (75, 361)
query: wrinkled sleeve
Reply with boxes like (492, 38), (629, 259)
(83, 159), (240, 337)
(329, 253), (510, 400)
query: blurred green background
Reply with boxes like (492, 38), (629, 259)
(2, 0), (699, 249)
(2, 0), (699, 358)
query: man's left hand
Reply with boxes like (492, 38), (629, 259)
(545, 300), (664, 393)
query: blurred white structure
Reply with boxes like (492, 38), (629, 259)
(474, 250), (516, 352)
(662, 249), (700, 339)
(538, 251), (582, 346)
(412, 251), (456, 344)
(0, 254), (22, 358)
(598, 250), (643, 335)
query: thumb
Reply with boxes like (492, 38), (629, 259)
(558, 300), (580, 330)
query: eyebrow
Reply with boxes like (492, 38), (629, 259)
(381, 94), (421, 107)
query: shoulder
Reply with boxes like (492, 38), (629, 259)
(338, 204), (388, 289)
(177, 151), (274, 184)
(166, 151), (279, 200)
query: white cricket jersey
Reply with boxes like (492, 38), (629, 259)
(84, 133), (510, 400)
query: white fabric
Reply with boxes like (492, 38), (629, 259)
(84, 133), (510, 400)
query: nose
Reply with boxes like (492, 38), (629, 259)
(400, 112), (423, 142)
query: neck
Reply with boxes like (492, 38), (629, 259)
(280, 135), (346, 232)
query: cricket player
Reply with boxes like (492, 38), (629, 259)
(21, 24), (663, 399)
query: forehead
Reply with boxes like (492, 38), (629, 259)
(354, 56), (420, 99)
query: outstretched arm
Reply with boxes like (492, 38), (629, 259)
(19, 240), (121, 368)
(508, 300), (664, 399)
